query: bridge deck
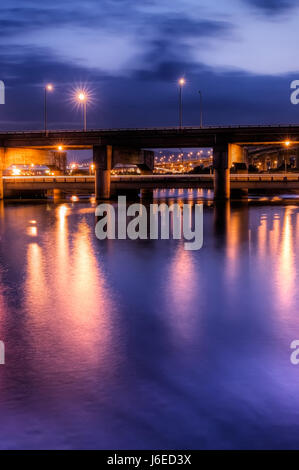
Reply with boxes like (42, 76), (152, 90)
(1, 125), (299, 148)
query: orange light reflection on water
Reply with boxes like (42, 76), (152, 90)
(23, 203), (118, 386)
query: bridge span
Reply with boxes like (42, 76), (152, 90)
(4, 174), (299, 199)
(2, 125), (299, 199)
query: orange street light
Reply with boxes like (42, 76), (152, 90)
(77, 92), (87, 131)
(44, 84), (53, 133)
(178, 77), (186, 128)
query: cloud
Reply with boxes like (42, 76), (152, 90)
(243, 0), (296, 14)
(0, 0), (298, 130)
(0, 1), (234, 77)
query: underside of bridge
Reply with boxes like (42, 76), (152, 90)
(94, 145), (154, 199)
(1, 126), (299, 200)
(212, 142), (299, 199)
(0, 147), (67, 198)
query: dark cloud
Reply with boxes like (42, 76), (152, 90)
(152, 16), (233, 43)
(0, 0), (296, 130)
(0, 6), (112, 36)
(0, 41), (296, 132)
(244, 0), (296, 14)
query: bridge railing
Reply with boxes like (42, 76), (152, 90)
(2, 124), (299, 134)
(3, 173), (299, 183)
(3, 176), (95, 183)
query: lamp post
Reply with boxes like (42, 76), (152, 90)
(198, 90), (203, 128)
(44, 84), (53, 133)
(178, 78), (185, 129)
(78, 92), (87, 131)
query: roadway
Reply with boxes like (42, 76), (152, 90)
(1, 125), (299, 148)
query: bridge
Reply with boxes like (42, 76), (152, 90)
(4, 174), (299, 199)
(1, 125), (299, 199)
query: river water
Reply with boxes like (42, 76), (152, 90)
(0, 189), (299, 449)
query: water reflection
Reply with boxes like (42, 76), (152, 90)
(0, 194), (299, 449)
(165, 247), (201, 343)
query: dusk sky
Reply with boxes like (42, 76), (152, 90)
(1, 0), (299, 130)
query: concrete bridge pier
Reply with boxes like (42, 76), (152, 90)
(228, 143), (248, 199)
(138, 164), (154, 199)
(0, 172), (3, 200)
(94, 145), (112, 200)
(0, 148), (4, 200)
(139, 188), (153, 199)
(213, 145), (230, 200)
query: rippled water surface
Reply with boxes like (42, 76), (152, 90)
(1, 191), (299, 449)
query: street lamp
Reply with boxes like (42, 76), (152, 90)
(77, 92), (87, 131)
(178, 77), (185, 129)
(44, 84), (53, 133)
(198, 90), (203, 128)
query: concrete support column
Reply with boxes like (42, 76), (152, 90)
(140, 189), (153, 199)
(0, 171), (3, 200)
(243, 147), (249, 167)
(94, 145), (112, 200)
(138, 164), (153, 199)
(0, 148), (4, 200)
(213, 144), (230, 200)
(277, 151), (283, 169)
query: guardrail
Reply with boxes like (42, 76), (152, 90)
(3, 176), (95, 183)
(2, 125), (299, 134)
(3, 174), (299, 185)
(4, 173), (299, 183)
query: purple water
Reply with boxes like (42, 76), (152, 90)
(0, 192), (299, 449)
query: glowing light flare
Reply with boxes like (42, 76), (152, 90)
(178, 78), (186, 86)
(77, 92), (86, 102)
